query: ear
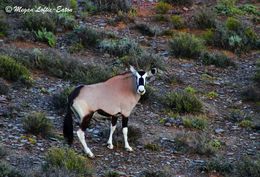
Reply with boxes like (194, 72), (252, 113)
(130, 65), (137, 75)
(147, 68), (158, 77)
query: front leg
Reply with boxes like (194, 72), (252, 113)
(107, 116), (118, 149)
(122, 116), (133, 152)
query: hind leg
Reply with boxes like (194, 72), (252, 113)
(77, 112), (95, 158)
(107, 116), (118, 149)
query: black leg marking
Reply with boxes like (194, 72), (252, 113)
(80, 112), (94, 131)
(111, 116), (118, 126)
(122, 116), (128, 128)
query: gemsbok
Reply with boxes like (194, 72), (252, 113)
(63, 65), (157, 158)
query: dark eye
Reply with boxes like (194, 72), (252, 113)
(151, 68), (157, 74)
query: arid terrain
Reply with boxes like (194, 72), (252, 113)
(0, 0), (259, 177)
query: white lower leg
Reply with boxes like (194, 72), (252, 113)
(107, 124), (116, 149)
(77, 129), (94, 158)
(122, 127), (133, 151)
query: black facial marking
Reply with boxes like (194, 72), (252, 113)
(138, 71), (146, 76)
(139, 77), (144, 86)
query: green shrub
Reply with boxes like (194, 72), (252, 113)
(200, 51), (235, 68)
(70, 0), (77, 11)
(0, 12), (8, 37)
(73, 26), (101, 47)
(35, 28), (56, 47)
(208, 139), (222, 150)
(170, 15), (184, 29)
(99, 38), (139, 57)
(0, 161), (24, 177)
(23, 112), (53, 137)
(184, 86), (196, 95)
(193, 8), (216, 29)
(104, 171), (120, 177)
(0, 146), (6, 159)
(254, 59), (260, 84)
(93, 0), (132, 13)
(144, 143), (160, 151)
(153, 14), (168, 22)
(0, 55), (31, 84)
(56, 13), (76, 30)
(239, 120), (253, 128)
(53, 87), (73, 110)
(239, 4), (260, 16)
(155, 2), (171, 14)
(139, 170), (170, 177)
(68, 42), (84, 53)
(207, 91), (218, 99)
(235, 156), (260, 177)
(164, 91), (203, 113)
(202, 156), (233, 175)
(169, 33), (205, 59)
(174, 132), (216, 155)
(44, 148), (93, 176)
(225, 17), (241, 31)
(140, 85), (156, 103)
(182, 116), (208, 130)
(23, 12), (56, 32)
(242, 86), (260, 102)
(162, 0), (192, 6)
(134, 23), (157, 37)
(215, 0), (243, 16)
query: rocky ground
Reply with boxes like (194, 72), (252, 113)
(0, 0), (260, 177)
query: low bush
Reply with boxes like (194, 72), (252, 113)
(0, 55), (32, 84)
(73, 26), (101, 47)
(0, 146), (6, 159)
(239, 4), (260, 16)
(235, 156), (260, 177)
(162, 0), (192, 6)
(23, 112), (53, 137)
(207, 91), (218, 99)
(0, 48), (111, 84)
(35, 28), (56, 47)
(204, 21), (258, 54)
(184, 86), (196, 95)
(56, 13), (77, 31)
(164, 91), (203, 113)
(215, 0), (243, 16)
(23, 12), (56, 32)
(242, 86), (260, 102)
(169, 33), (205, 59)
(92, 0), (132, 13)
(170, 15), (184, 29)
(53, 87), (73, 110)
(239, 119), (253, 128)
(255, 59), (260, 85)
(104, 171), (120, 177)
(200, 51), (235, 68)
(144, 143), (160, 151)
(174, 132), (216, 155)
(155, 2), (171, 14)
(70, 0), (77, 11)
(202, 156), (233, 175)
(225, 17), (241, 31)
(139, 170), (170, 177)
(134, 23), (157, 37)
(140, 85), (156, 103)
(182, 115), (208, 130)
(0, 161), (24, 177)
(44, 147), (93, 176)
(99, 38), (139, 57)
(153, 14), (168, 22)
(0, 12), (8, 37)
(193, 8), (216, 29)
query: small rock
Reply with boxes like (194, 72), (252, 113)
(215, 128), (225, 134)
(183, 7), (189, 11)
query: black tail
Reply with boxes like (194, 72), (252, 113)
(63, 106), (74, 145)
(63, 85), (84, 145)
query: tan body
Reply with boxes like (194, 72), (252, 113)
(72, 73), (141, 120)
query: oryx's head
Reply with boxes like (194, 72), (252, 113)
(130, 65), (157, 95)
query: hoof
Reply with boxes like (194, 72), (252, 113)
(125, 146), (133, 152)
(107, 144), (114, 150)
(87, 153), (95, 159)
